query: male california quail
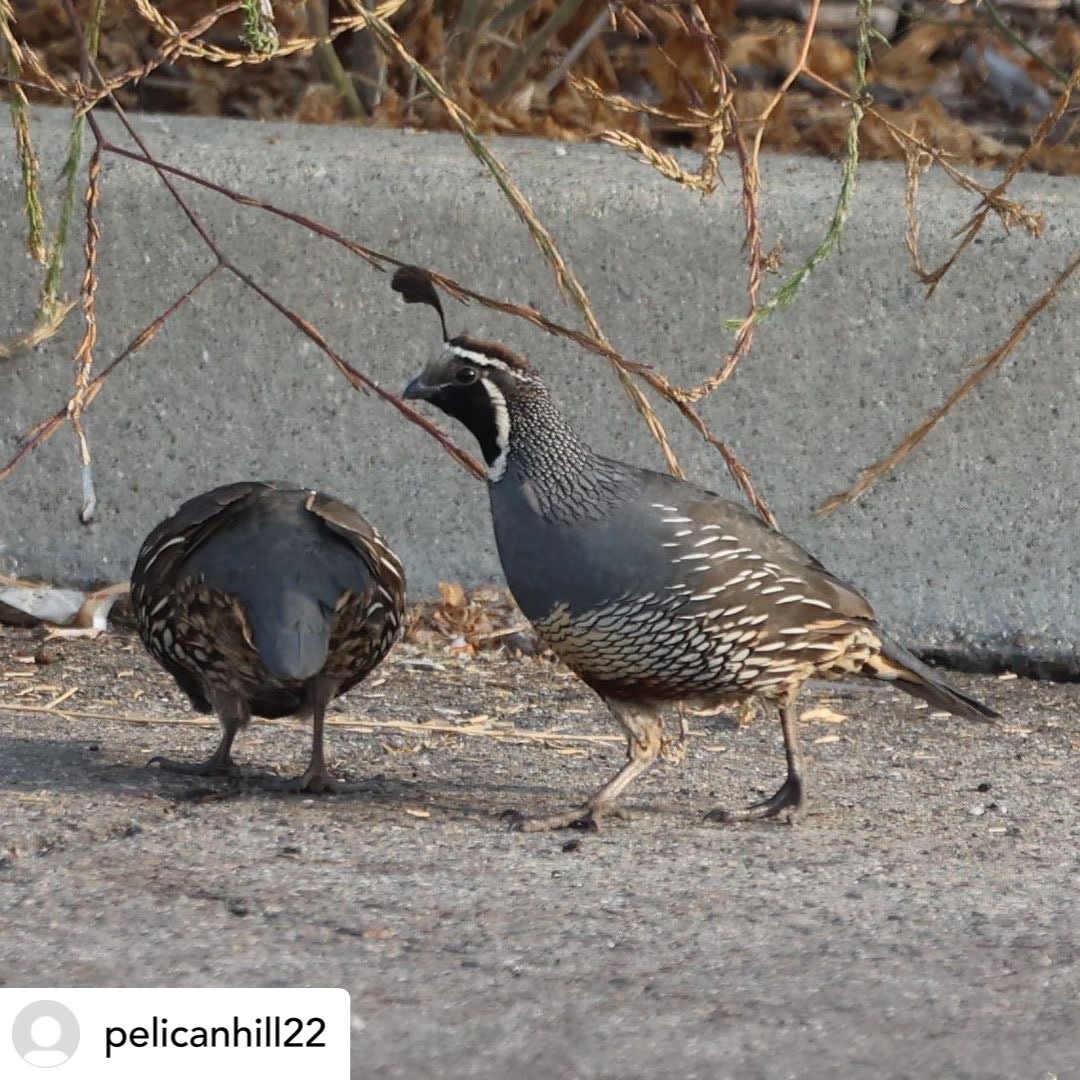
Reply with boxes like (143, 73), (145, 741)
(395, 267), (998, 831)
(131, 481), (405, 793)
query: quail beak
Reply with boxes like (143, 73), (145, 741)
(403, 375), (434, 401)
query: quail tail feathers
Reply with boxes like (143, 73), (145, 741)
(865, 634), (999, 721)
(246, 589), (332, 683)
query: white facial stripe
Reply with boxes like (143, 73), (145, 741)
(444, 344), (512, 372)
(480, 376), (511, 482)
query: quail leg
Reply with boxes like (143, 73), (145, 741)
(262, 681), (385, 796)
(505, 700), (662, 832)
(706, 694), (807, 824)
(262, 678), (343, 794)
(148, 711), (245, 777)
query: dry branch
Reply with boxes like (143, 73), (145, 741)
(818, 249), (1080, 515)
(0, 698), (713, 749)
(3, 1), (778, 521)
(917, 58), (1079, 294)
(0, 267), (223, 484)
(339, 0), (688, 481)
(68, 141), (100, 524)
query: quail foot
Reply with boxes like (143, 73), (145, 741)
(395, 267), (998, 831)
(132, 481), (405, 793)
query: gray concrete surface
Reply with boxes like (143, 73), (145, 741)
(0, 628), (1077, 1079)
(2, 108), (1079, 670)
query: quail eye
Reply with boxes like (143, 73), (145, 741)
(455, 367), (479, 385)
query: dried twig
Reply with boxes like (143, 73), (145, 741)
(80, 2), (245, 111)
(802, 64), (1063, 295)
(338, 0), (687, 480)
(726, 0), (869, 331)
(55, 1), (484, 486)
(917, 59), (1078, 295)
(68, 142), (101, 524)
(0, 267), (222, 484)
(5, 155), (768, 522)
(660, 1), (758, 400)
(573, 1), (772, 464)
(3, 0), (781, 524)
(899, 142), (932, 280)
(818, 249), (1080, 515)
(1, 0), (46, 264)
(0, 699), (630, 748)
(63, 0), (107, 524)
(0, 0), (108, 362)
(91, 138), (779, 520)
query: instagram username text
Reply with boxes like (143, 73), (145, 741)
(104, 1015), (327, 1058)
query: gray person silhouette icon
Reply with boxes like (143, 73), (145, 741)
(11, 1001), (80, 1068)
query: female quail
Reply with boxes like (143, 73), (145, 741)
(131, 481), (405, 793)
(396, 268), (997, 831)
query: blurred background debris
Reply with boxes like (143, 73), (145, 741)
(0, 575), (128, 635)
(0, 571), (539, 656)
(404, 582), (544, 657)
(4, 0), (1078, 171)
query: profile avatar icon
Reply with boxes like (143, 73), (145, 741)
(11, 1001), (80, 1068)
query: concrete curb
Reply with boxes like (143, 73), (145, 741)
(2, 108), (1078, 670)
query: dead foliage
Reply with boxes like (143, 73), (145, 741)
(404, 582), (542, 656)
(6, 0), (1077, 170)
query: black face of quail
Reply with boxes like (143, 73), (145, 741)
(405, 347), (501, 468)
(404, 337), (539, 478)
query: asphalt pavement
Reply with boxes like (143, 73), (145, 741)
(0, 629), (1076, 1078)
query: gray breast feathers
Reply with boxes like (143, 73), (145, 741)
(494, 465), (878, 700)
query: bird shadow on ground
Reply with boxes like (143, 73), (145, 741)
(0, 730), (620, 830)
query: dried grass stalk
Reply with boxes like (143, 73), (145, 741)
(818, 249), (1080, 515)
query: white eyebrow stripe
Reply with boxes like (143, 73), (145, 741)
(445, 344), (511, 371)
